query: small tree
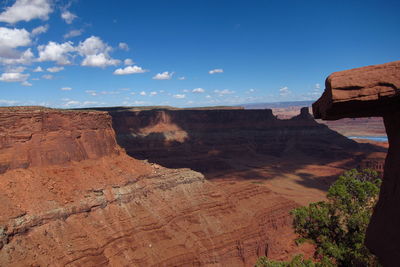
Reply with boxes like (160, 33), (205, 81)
(256, 169), (382, 267)
(255, 254), (332, 267)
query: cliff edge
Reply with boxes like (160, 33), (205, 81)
(313, 60), (400, 266)
(0, 107), (310, 266)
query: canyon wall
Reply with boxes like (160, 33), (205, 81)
(0, 107), (121, 174)
(107, 107), (367, 173)
(313, 60), (400, 266)
(0, 107), (316, 266)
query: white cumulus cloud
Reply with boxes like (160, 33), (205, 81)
(0, 48), (34, 65)
(81, 53), (119, 67)
(139, 91), (146, 96)
(279, 86), (291, 96)
(77, 36), (110, 56)
(118, 42), (129, 51)
(0, 0), (52, 24)
(113, 65), (147, 75)
(209, 68), (223, 74)
(61, 10), (77, 24)
(78, 36), (120, 67)
(37, 41), (75, 65)
(124, 58), (133, 65)
(47, 66), (64, 72)
(192, 88), (205, 93)
(153, 71), (173, 80)
(33, 66), (43, 72)
(7, 66), (25, 73)
(0, 27), (31, 48)
(21, 80), (32, 86)
(173, 94), (186, 99)
(0, 27), (33, 65)
(0, 72), (29, 82)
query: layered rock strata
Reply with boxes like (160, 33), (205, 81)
(312, 60), (400, 266)
(0, 164), (303, 266)
(106, 107), (365, 173)
(0, 107), (121, 174)
(0, 107), (310, 266)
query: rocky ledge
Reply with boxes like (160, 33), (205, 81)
(313, 60), (400, 266)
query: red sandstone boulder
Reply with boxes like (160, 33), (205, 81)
(313, 60), (400, 120)
(313, 61), (400, 266)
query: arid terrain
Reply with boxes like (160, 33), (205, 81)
(0, 105), (386, 266)
(247, 104), (386, 137)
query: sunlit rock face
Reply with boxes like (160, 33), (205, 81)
(0, 103), (384, 266)
(313, 60), (400, 266)
(0, 107), (121, 174)
(0, 107), (311, 266)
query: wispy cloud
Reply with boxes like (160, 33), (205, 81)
(42, 74), (53, 80)
(118, 42), (129, 51)
(279, 86), (290, 97)
(113, 65), (147, 75)
(0, 99), (19, 106)
(33, 66), (44, 72)
(209, 68), (223, 74)
(61, 10), (77, 24)
(153, 71), (173, 80)
(47, 66), (64, 73)
(31, 24), (48, 36)
(173, 94), (186, 99)
(192, 88), (205, 93)
(63, 29), (83, 39)
(124, 58), (134, 65)
(214, 89), (234, 96)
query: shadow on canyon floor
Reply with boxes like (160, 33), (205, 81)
(89, 108), (386, 196)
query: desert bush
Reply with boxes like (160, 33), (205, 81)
(256, 169), (382, 267)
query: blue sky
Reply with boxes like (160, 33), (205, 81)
(0, 0), (399, 108)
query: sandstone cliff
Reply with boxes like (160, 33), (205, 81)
(313, 60), (400, 266)
(0, 107), (313, 266)
(0, 107), (121, 174)
(98, 106), (381, 177)
(107, 107), (361, 169)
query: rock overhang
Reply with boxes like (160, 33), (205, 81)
(313, 60), (400, 120)
(312, 60), (400, 266)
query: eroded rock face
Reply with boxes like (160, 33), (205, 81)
(0, 108), (312, 266)
(0, 164), (305, 266)
(313, 60), (400, 120)
(0, 108), (121, 174)
(313, 61), (400, 266)
(107, 108), (363, 173)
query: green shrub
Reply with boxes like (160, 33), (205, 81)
(256, 169), (382, 267)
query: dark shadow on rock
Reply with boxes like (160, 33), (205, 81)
(87, 107), (386, 191)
